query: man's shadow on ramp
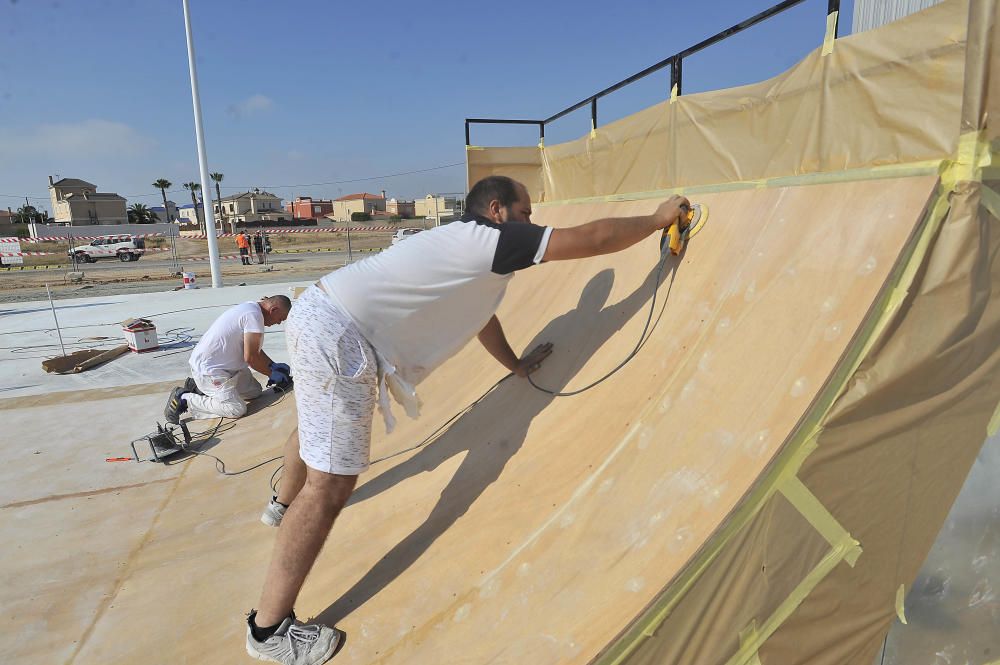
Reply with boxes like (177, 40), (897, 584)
(317, 256), (680, 624)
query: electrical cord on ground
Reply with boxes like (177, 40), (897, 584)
(160, 387), (291, 478)
(527, 247), (677, 397)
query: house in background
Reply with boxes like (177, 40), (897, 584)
(215, 189), (287, 225)
(150, 201), (179, 224)
(47, 176), (127, 225)
(386, 198), (416, 218)
(330, 193), (385, 222)
(414, 194), (462, 223)
(177, 203), (205, 225)
(286, 196), (333, 219)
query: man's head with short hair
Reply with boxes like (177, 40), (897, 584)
(466, 176), (532, 224)
(259, 295), (292, 326)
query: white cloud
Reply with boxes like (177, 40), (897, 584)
(227, 94), (274, 118)
(0, 119), (156, 159)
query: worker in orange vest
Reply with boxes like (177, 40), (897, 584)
(236, 231), (250, 265)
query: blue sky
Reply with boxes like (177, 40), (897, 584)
(0, 0), (852, 212)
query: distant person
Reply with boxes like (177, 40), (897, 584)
(164, 295), (293, 424)
(236, 231), (251, 265)
(254, 231), (265, 264)
(242, 175), (690, 664)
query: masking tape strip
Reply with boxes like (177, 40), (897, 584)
(895, 584), (908, 625)
(465, 145), (485, 151)
(536, 159), (943, 208)
(538, 138), (545, 149)
(738, 621), (763, 665)
(822, 11), (839, 56)
(670, 83), (678, 103)
(987, 398), (1000, 436)
(724, 540), (856, 665)
(979, 183), (1000, 221)
(779, 476), (862, 567)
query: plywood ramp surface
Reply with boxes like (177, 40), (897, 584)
(45, 176), (936, 664)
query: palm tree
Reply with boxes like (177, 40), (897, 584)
(128, 203), (156, 224)
(183, 182), (203, 233)
(152, 178), (172, 223)
(15, 204), (41, 224)
(210, 172), (226, 234)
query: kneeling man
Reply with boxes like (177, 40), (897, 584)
(164, 295), (292, 423)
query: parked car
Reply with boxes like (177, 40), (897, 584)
(391, 228), (423, 245)
(68, 234), (146, 263)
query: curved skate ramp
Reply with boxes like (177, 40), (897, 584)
(7, 1), (1000, 663)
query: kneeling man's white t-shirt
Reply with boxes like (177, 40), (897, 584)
(189, 302), (265, 376)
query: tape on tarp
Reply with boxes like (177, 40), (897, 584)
(780, 476), (862, 566)
(895, 584), (908, 625)
(822, 11), (839, 56)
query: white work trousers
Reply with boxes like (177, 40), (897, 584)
(184, 367), (263, 419)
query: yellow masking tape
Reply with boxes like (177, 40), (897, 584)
(465, 145), (485, 151)
(979, 183), (1000, 221)
(987, 398), (1000, 437)
(895, 584), (908, 625)
(779, 476), (862, 567)
(596, 430), (824, 665)
(538, 138), (545, 149)
(738, 621), (763, 665)
(822, 11), (839, 56)
(724, 540), (856, 665)
(670, 83), (678, 103)
(536, 159), (943, 208)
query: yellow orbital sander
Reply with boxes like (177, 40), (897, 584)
(660, 202), (708, 255)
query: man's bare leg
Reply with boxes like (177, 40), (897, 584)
(277, 428), (307, 506)
(256, 467), (358, 627)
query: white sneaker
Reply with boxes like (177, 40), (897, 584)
(246, 611), (342, 665)
(261, 495), (288, 527)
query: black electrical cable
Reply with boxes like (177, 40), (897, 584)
(526, 246), (676, 397)
(159, 389), (291, 477)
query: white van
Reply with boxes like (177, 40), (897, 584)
(391, 228), (423, 245)
(68, 234), (146, 262)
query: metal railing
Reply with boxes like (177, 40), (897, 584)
(465, 0), (839, 145)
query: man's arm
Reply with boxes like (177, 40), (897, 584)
(477, 315), (552, 377)
(244, 332), (274, 375)
(542, 195), (689, 261)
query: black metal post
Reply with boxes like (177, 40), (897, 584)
(591, 98), (597, 130)
(671, 57), (683, 97)
(539, 122), (545, 144)
(465, 120), (470, 146)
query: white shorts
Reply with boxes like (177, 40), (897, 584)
(184, 367), (262, 419)
(287, 285), (377, 475)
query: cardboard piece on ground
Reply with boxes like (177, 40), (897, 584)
(41, 344), (130, 374)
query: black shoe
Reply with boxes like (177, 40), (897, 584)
(183, 377), (203, 396)
(164, 387), (186, 424)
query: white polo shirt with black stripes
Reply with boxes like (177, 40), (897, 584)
(319, 213), (552, 389)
